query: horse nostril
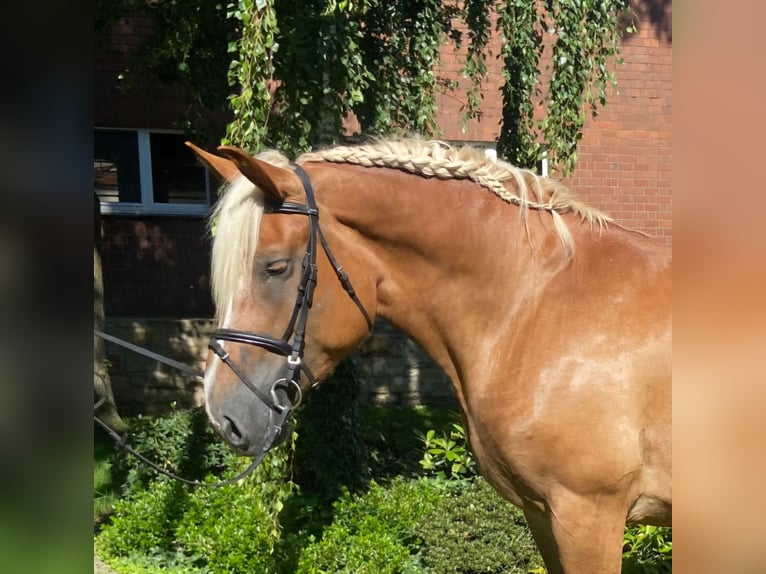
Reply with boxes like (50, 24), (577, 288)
(222, 416), (246, 445)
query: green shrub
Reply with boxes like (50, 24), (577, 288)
(97, 407), (295, 573)
(622, 525), (672, 573)
(361, 405), (460, 479)
(97, 480), (190, 558)
(419, 423), (476, 481)
(292, 476), (544, 574)
(96, 405), (672, 574)
(291, 361), (370, 497)
(96, 549), (204, 574)
(98, 453), (294, 572)
(109, 406), (236, 495)
(173, 458), (295, 573)
(93, 454), (118, 522)
(295, 477), (443, 574)
(415, 478), (544, 574)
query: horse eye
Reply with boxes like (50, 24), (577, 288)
(265, 259), (290, 277)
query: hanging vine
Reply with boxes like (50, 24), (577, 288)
(101, 0), (634, 170)
(496, 0), (545, 171)
(341, 0), (451, 139)
(540, 0), (630, 175)
(266, 0), (373, 155)
(222, 0), (279, 153)
(460, 0), (492, 130)
(496, 0), (632, 175)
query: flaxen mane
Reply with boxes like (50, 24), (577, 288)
(300, 139), (612, 257)
(208, 150), (292, 320)
(209, 140), (610, 319)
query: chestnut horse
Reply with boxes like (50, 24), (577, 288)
(189, 139), (671, 574)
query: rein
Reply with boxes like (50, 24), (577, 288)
(94, 164), (373, 486)
(93, 329), (264, 487)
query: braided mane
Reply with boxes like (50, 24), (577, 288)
(299, 139), (611, 258)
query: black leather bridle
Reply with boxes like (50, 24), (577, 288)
(207, 165), (374, 463)
(94, 165), (373, 487)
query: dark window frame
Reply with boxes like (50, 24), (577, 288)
(95, 127), (212, 216)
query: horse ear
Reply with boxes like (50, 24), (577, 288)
(216, 145), (302, 201)
(184, 141), (241, 182)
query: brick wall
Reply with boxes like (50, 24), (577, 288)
(95, 14), (192, 129)
(563, 2), (672, 242)
(100, 216), (214, 317)
(435, 0), (672, 243)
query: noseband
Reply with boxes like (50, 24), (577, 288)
(208, 165), (374, 459)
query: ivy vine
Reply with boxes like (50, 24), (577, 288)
(461, 0), (492, 130)
(497, 0), (545, 171)
(95, 0), (234, 147)
(535, 0), (632, 175)
(222, 0), (279, 153)
(224, 0), (632, 171)
(97, 0), (634, 174)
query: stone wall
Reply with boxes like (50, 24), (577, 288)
(103, 318), (212, 415)
(103, 317), (455, 415)
(349, 321), (456, 406)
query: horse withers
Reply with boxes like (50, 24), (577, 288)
(189, 139), (671, 574)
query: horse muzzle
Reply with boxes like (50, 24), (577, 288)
(206, 349), (302, 457)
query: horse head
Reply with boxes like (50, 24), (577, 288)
(188, 143), (376, 457)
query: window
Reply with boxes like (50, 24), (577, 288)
(536, 149), (549, 178)
(94, 128), (212, 215)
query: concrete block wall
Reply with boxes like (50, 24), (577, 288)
(350, 321), (456, 406)
(103, 318), (212, 415)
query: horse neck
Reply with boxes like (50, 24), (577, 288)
(312, 163), (567, 384)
